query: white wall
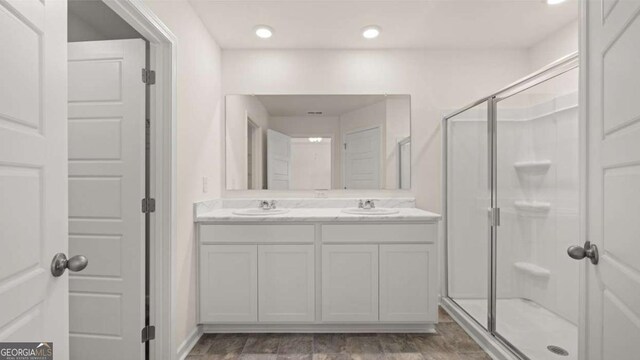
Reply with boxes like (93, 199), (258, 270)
(527, 19), (580, 103)
(143, 0), (222, 351)
(226, 95), (269, 189)
(221, 49), (531, 208)
(528, 20), (578, 71)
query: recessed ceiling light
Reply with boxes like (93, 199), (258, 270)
(547, 0), (566, 4)
(254, 25), (273, 39)
(362, 25), (381, 39)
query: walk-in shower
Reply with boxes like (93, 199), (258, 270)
(442, 53), (579, 360)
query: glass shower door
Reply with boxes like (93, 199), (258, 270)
(445, 100), (490, 329)
(494, 67), (579, 359)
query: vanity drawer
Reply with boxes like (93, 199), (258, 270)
(199, 224), (315, 244)
(321, 223), (436, 244)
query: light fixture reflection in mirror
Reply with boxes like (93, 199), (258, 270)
(225, 94), (411, 191)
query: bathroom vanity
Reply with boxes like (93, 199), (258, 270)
(194, 199), (441, 332)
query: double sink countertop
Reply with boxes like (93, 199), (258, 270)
(194, 198), (441, 223)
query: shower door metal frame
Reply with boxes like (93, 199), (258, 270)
(441, 52), (579, 360)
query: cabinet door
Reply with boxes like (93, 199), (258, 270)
(379, 244), (435, 322)
(258, 245), (315, 322)
(322, 244), (378, 322)
(200, 245), (257, 322)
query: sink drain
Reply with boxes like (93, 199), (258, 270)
(547, 345), (569, 356)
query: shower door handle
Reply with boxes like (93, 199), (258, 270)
(567, 241), (599, 265)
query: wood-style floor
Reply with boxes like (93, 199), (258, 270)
(186, 308), (490, 360)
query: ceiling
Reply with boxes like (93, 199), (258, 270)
(256, 95), (405, 116)
(189, 0), (578, 50)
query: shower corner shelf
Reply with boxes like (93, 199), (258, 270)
(514, 262), (551, 279)
(514, 200), (551, 215)
(513, 160), (552, 174)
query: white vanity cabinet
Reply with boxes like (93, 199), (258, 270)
(258, 244), (315, 322)
(197, 220), (439, 331)
(198, 224), (316, 324)
(200, 245), (258, 322)
(322, 244), (379, 322)
(379, 244), (434, 322)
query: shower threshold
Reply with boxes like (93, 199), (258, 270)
(455, 298), (577, 360)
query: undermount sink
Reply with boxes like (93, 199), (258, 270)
(341, 208), (399, 215)
(232, 208), (290, 216)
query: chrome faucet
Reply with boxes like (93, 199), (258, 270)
(358, 199), (376, 209)
(259, 200), (277, 210)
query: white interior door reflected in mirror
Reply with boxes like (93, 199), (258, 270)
(267, 129), (292, 190)
(343, 127), (381, 190)
(225, 94), (411, 190)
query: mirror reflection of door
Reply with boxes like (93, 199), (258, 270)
(343, 127), (381, 189)
(267, 129), (292, 190)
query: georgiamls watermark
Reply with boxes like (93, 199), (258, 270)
(0, 342), (53, 360)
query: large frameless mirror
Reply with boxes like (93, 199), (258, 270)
(225, 94), (411, 191)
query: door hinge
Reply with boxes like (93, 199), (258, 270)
(489, 207), (500, 227)
(141, 68), (156, 85)
(142, 198), (156, 213)
(344, 143), (347, 150)
(141, 325), (155, 343)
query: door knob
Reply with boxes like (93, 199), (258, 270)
(567, 241), (599, 265)
(51, 253), (88, 277)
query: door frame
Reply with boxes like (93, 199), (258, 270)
(341, 125), (383, 189)
(397, 136), (411, 190)
(101, 1), (177, 359)
(245, 115), (261, 190)
(577, 0), (588, 357)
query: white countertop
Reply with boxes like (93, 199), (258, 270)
(195, 207), (441, 223)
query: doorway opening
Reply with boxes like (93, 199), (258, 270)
(291, 137), (332, 190)
(66, 1), (175, 359)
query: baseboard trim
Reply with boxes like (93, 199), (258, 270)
(440, 298), (518, 360)
(201, 323), (435, 333)
(176, 325), (203, 360)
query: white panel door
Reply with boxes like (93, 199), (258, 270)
(200, 245), (258, 323)
(379, 244), (434, 322)
(344, 127), (381, 189)
(68, 39), (145, 360)
(267, 129), (291, 190)
(584, 1), (640, 359)
(322, 244), (378, 322)
(258, 245), (315, 322)
(0, 0), (68, 356)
